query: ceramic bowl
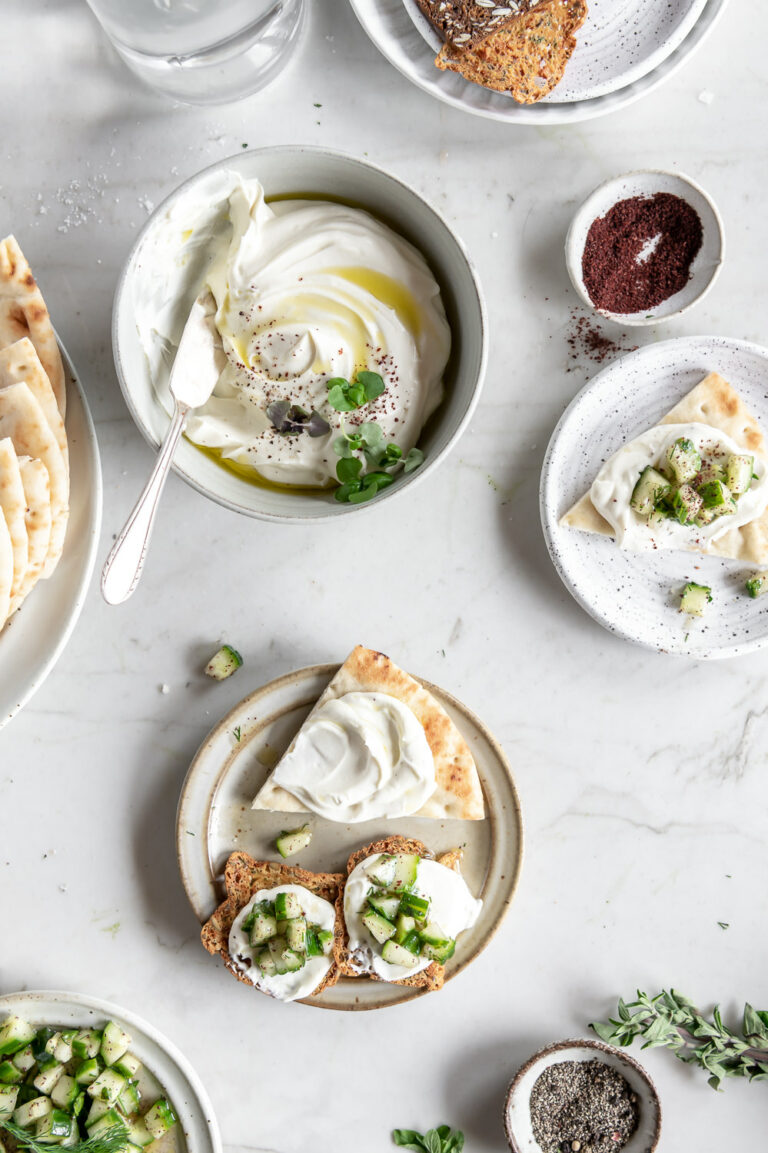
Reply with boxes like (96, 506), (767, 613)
(113, 146), (486, 523)
(565, 169), (724, 326)
(504, 1038), (662, 1153)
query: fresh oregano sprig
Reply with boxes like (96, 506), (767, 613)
(0, 1120), (130, 1153)
(392, 1124), (464, 1152)
(591, 990), (768, 1090)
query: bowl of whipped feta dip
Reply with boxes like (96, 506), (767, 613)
(113, 146), (486, 521)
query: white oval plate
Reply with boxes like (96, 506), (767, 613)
(349, 0), (728, 123)
(0, 339), (103, 728)
(177, 663), (524, 1010)
(541, 336), (768, 659)
(0, 989), (222, 1153)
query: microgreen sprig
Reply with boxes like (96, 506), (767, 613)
(332, 422), (424, 504)
(0, 1121), (129, 1153)
(392, 1125), (464, 1153)
(591, 990), (768, 1090)
(266, 400), (330, 438)
(326, 371), (385, 412)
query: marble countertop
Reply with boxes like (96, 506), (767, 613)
(2, 1), (767, 1150)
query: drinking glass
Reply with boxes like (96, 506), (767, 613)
(84, 0), (306, 105)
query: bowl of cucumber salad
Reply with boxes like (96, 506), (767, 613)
(0, 993), (220, 1153)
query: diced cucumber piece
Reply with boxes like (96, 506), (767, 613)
(204, 644), (243, 680)
(51, 1075), (79, 1111)
(400, 930), (422, 954)
(249, 911), (277, 946)
(12, 1045), (36, 1074)
(394, 914), (416, 944)
(14, 1096), (53, 1128)
(367, 893), (401, 921)
(266, 937), (306, 975)
(285, 918), (307, 952)
(0, 1061), (22, 1085)
(253, 949), (278, 977)
(274, 892), (302, 921)
(100, 1022), (132, 1068)
(680, 582), (712, 616)
(421, 938), (456, 964)
(380, 940), (420, 969)
(0, 1085), (19, 1120)
(36, 1108), (75, 1143)
(746, 573), (768, 599)
(666, 437), (701, 484)
(118, 1082), (141, 1116)
(364, 855), (397, 888)
(75, 1058), (103, 1086)
(630, 466), (672, 517)
(672, 484), (703, 525)
(362, 910), (397, 945)
(87, 1068), (127, 1105)
(279, 948), (305, 973)
(419, 922), (451, 947)
(399, 892), (430, 920)
(84, 1097), (112, 1124)
(143, 1099), (177, 1141)
(275, 825), (312, 859)
(34, 1062), (64, 1096)
(317, 929), (334, 956)
(72, 1093), (86, 1119)
(698, 479), (735, 510)
(51, 1036), (73, 1065)
(389, 854), (420, 891)
(71, 1030), (101, 1061)
(86, 1108), (128, 1138)
(726, 453), (754, 495)
(127, 1119), (155, 1148)
(0, 1017), (36, 1057)
(31, 1030), (56, 1064)
(113, 1053), (141, 1080)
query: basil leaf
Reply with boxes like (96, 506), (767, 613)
(423, 1131), (441, 1153)
(357, 370), (385, 401)
(391, 1131), (425, 1150)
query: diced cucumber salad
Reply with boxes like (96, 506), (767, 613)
(359, 854), (456, 970)
(630, 439), (755, 529)
(0, 1015), (177, 1152)
(241, 891), (334, 977)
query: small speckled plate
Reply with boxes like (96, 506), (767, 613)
(349, 0), (727, 122)
(176, 662), (523, 1010)
(541, 336), (768, 659)
(0, 990), (222, 1153)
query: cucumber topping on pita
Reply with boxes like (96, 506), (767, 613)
(252, 646), (485, 822)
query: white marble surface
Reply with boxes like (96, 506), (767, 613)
(1, 2), (767, 1150)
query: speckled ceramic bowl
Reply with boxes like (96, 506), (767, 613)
(565, 170), (724, 326)
(113, 146), (486, 523)
(504, 1038), (662, 1153)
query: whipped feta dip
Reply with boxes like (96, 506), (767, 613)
(228, 884), (335, 1002)
(344, 853), (482, 982)
(271, 691), (436, 822)
(134, 170), (451, 487)
(591, 421), (768, 551)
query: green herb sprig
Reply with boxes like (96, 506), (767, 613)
(0, 1121), (129, 1153)
(591, 990), (768, 1090)
(326, 371), (385, 412)
(332, 422), (424, 503)
(392, 1125), (464, 1152)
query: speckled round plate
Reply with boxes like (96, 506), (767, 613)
(349, 0), (727, 122)
(176, 662), (523, 1010)
(541, 336), (768, 659)
(0, 990), (221, 1153)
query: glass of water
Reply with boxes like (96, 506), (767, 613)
(85, 0), (306, 105)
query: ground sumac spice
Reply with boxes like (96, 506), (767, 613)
(529, 1058), (640, 1153)
(581, 192), (703, 314)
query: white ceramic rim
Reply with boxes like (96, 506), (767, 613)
(539, 334), (768, 660)
(0, 336), (103, 730)
(564, 169), (726, 326)
(0, 989), (222, 1153)
(111, 144), (488, 525)
(347, 0), (728, 124)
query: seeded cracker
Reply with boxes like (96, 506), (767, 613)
(416, 0), (546, 50)
(435, 0), (588, 104)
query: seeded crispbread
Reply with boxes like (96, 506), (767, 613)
(252, 645), (486, 821)
(0, 236), (66, 418)
(335, 835), (465, 993)
(435, 0), (588, 104)
(200, 850), (345, 998)
(416, 0), (545, 50)
(561, 372), (768, 564)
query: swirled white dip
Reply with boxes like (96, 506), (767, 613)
(344, 854), (482, 982)
(228, 884), (335, 1002)
(272, 692), (436, 822)
(591, 422), (768, 551)
(134, 171), (451, 486)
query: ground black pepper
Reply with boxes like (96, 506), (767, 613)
(582, 192), (703, 314)
(529, 1058), (640, 1153)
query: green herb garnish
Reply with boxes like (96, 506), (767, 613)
(0, 1121), (129, 1153)
(332, 425), (424, 504)
(392, 1125), (464, 1152)
(266, 400), (329, 438)
(591, 990), (768, 1089)
(326, 371), (385, 412)
(233, 726), (242, 742)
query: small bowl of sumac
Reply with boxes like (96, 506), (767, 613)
(565, 170), (724, 326)
(504, 1037), (662, 1153)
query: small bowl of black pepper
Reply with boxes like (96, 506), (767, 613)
(565, 169), (724, 326)
(504, 1038), (661, 1153)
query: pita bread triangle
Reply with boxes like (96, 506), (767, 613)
(8, 457), (52, 614)
(0, 503), (12, 627)
(0, 438), (29, 601)
(561, 372), (768, 565)
(0, 236), (66, 418)
(252, 645), (486, 821)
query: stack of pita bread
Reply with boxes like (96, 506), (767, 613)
(0, 235), (69, 631)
